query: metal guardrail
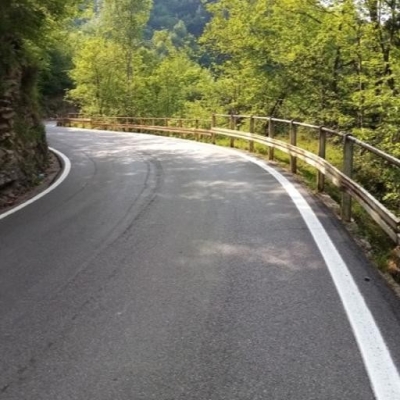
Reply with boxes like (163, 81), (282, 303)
(57, 114), (400, 245)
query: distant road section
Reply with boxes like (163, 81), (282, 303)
(1, 123), (400, 400)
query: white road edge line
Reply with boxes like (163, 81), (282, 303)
(0, 147), (71, 221)
(239, 153), (400, 400)
(56, 128), (400, 398)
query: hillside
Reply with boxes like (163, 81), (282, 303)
(146, 0), (210, 37)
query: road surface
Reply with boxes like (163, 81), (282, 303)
(1, 124), (400, 399)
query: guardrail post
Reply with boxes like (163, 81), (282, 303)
(342, 134), (354, 222)
(317, 126), (326, 192)
(167, 118), (171, 136)
(176, 118), (182, 137)
(195, 119), (200, 141)
(230, 115), (235, 148)
(249, 116), (255, 152)
(268, 118), (274, 160)
(290, 120), (297, 174)
(211, 114), (216, 144)
(165, 118), (170, 136)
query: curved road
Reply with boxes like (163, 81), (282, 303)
(1, 124), (400, 399)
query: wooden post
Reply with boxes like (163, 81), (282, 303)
(177, 118), (184, 138)
(249, 116), (255, 152)
(230, 115), (235, 148)
(268, 118), (274, 160)
(317, 126), (326, 192)
(165, 118), (170, 136)
(342, 135), (354, 222)
(290, 120), (297, 174)
(195, 119), (200, 141)
(211, 114), (216, 145)
(136, 118), (140, 133)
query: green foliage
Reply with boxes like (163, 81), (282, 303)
(143, 50), (213, 117)
(202, 0), (400, 128)
(0, 0), (80, 120)
(68, 0), (214, 118)
(0, 0), (78, 71)
(100, 0), (152, 50)
(146, 0), (209, 38)
(68, 37), (127, 115)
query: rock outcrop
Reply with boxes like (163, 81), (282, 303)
(0, 47), (48, 192)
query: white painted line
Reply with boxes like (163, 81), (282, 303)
(0, 147), (71, 221)
(54, 128), (400, 398)
(239, 153), (400, 400)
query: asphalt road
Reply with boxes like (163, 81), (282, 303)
(1, 124), (400, 400)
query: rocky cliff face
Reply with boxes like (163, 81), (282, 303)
(0, 57), (48, 192)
